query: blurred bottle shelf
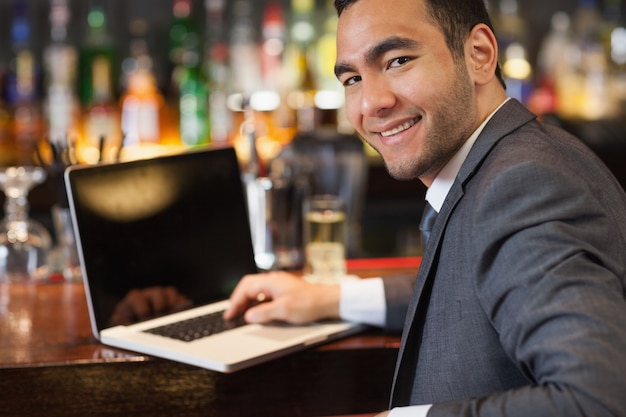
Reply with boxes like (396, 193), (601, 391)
(0, 0), (623, 167)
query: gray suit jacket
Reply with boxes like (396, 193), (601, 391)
(385, 100), (626, 416)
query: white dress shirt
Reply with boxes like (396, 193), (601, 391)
(339, 99), (509, 416)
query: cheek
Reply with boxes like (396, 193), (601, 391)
(399, 59), (455, 101)
(401, 76), (439, 104)
(344, 94), (363, 130)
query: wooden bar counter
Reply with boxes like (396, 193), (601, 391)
(0, 258), (420, 417)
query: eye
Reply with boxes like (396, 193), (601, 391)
(341, 75), (362, 87)
(388, 56), (412, 69)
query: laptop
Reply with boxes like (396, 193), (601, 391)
(65, 147), (364, 373)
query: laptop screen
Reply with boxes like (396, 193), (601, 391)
(66, 147), (258, 331)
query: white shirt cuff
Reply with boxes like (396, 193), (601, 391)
(339, 276), (386, 327)
(389, 405), (432, 417)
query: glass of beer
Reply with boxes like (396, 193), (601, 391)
(302, 194), (347, 284)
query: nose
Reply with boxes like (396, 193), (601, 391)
(359, 75), (396, 117)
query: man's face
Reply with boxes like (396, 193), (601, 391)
(335, 0), (477, 184)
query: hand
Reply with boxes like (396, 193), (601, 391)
(223, 271), (341, 324)
(374, 412), (390, 417)
(109, 285), (192, 326)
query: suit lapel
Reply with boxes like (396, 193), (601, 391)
(389, 178), (463, 406)
(389, 100), (537, 406)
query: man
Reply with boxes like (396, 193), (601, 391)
(225, 0), (626, 415)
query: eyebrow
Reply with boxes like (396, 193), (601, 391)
(334, 36), (421, 79)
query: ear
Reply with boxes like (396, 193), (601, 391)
(465, 24), (499, 86)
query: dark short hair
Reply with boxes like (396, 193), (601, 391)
(334, 0), (506, 88)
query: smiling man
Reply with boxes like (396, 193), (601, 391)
(334, 1), (484, 186)
(225, 0), (626, 416)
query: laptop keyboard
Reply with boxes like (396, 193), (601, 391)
(143, 310), (247, 342)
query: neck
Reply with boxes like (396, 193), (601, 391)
(475, 83), (508, 131)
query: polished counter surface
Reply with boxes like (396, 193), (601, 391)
(0, 258), (419, 417)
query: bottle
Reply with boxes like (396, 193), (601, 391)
(43, 0), (80, 152)
(119, 70), (164, 148)
(574, 0), (602, 44)
(119, 20), (167, 150)
(229, 0), (263, 98)
(3, 0), (42, 165)
(285, 0), (317, 132)
(78, 1), (121, 163)
(530, 12), (572, 117)
(78, 1), (116, 108)
(168, 0), (209, 147)
(168, 0), (198, 90)
(493, 0), (527, 47)
(260, 1), (287, 94)
(229, 0), (263, 162)
(204, 0), (231, 144)
(178, 65), (209, 147)
(0, 98), (12, 166)
(314, 0), (345, 129)
(573, 0), (613, 119)
(602, 0), (626, 117)
(495, 0), (533, 104)
(256, 1), (295, 148)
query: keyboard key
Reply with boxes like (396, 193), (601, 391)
(144, 310), (247, 342)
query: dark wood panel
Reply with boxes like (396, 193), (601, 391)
(0, 346), (396, 417)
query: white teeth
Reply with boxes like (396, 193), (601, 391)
(381, 119), (417, 137)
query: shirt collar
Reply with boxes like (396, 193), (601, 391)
(426, 98), (510, 212)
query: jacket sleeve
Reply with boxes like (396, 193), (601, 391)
(430, 153), (626, 416)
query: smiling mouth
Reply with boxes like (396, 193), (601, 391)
(380, 118), (420, 137)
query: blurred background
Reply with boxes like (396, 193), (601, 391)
(0, 0), (623, 259)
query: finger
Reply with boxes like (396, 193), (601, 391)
(224, 275), (269, 319)
(145, 287), (169, 315)
(161, 286), (190, 312)
(126, 289), (152, 319)
(224, 271), (301, 320)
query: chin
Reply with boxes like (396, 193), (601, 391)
(388, 170), (417, 181)
(384, 162), (417, 181)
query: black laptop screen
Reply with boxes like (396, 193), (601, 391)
(66, 147), (258, 331)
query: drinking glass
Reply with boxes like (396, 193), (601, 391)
(0, 166), (52, 282)
(302, 194), (347, 284)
